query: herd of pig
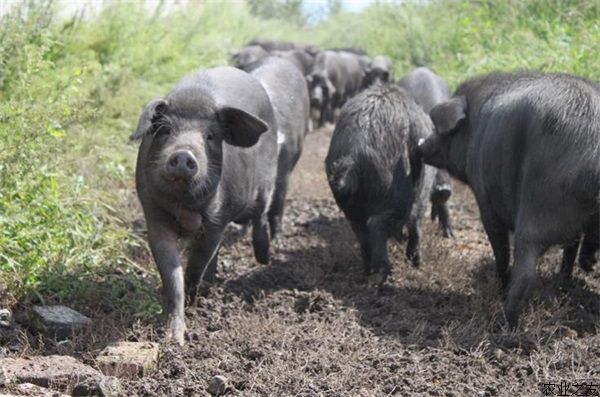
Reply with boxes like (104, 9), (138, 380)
(130, 38), (600, 345)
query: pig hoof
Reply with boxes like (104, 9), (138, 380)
(368, 271), (388, 287)
(167, 318), (186, 346)
(504, 310), (520, 330)
(268, 217), (282, 240)
(558, 269), (573, 286)
(252, 227), (270, 264)
(270, 229), (281, 242)
(254, 249), (269, 265)
(579, 259), (595, 273)
(443, 228), (455, 239)
(409, 254), (421, 268)
(186, 281), (211, 303)
(499, 272), (511, 293)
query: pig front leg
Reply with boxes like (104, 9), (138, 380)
(185, 224), (224, 301)
(146, 214), (186, 345)
(366, 214), (392, 286)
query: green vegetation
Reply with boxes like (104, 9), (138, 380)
(0, 0), (597, 319)
(314, 0), (599, 85)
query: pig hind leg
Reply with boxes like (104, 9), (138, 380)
(579, 211), (599, 272)
(366, 213), (393, 285)
(559, 239), (580, 280)
(480, 212), (511, 290)
(505, 184), (590, 327)
(185, 228), (224, 300)
(504, 238), (543, 327)
(268, 147), (300, 240)
(349, 219), (371, 276)
(436, 202), (454, 238)
(405, 220), (422, 268)
(430, 202), (440, 222)
(267, 175), (288, 240)
(252, 194), (271, 265)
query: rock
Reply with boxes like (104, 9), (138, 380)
(72, 376), (122, 396)
(0, 309), (11, 328)
(96, 342), (159, 379)
(16, 382), (70, 396)
(30, 306), (91, 339)
(207, 375), (229, 396)
(0, 355), (103, 391)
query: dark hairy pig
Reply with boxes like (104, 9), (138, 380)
(326, 84), (435, 285)
(418, 71), (600, 326)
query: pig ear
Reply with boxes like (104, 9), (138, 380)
(216, 107), (269, 148)
(430, 95), (466, 135)
(130, 98), (168, 141)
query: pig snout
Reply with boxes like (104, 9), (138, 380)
(417, 137), (443, 168)
(311, 86), (324, 108)
(166, 150), (199, 180)
(431, 184), (452, 203)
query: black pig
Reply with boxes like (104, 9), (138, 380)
(133, 67), (277, 344)
(326, 84), (435, 285)
(231, 45), (268, 70)
(399, 67), (454, 237)
(364, 56), (394, 87)
(418, 71), (600, 326)
(246, 57), (310, 238)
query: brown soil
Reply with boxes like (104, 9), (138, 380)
(2, 126), (600, 396)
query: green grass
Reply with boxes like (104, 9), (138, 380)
(313, 0), (599, 86)
(0, 0), (597, 320)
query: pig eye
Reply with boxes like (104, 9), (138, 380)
(206, 133), (213, 141)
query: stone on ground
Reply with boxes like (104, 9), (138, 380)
(72, 376), (122, 396)
(0, 355), (104, 391)
(207, 375), (230, 396)
(96, 342), (159, 379)
(30, 305), (91, 339)
(0, 309), (11, 328)
(16, 382), (70, 396)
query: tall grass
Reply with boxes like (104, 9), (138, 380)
(0, 0), (597, 317)
(314, 0), (599, 86)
